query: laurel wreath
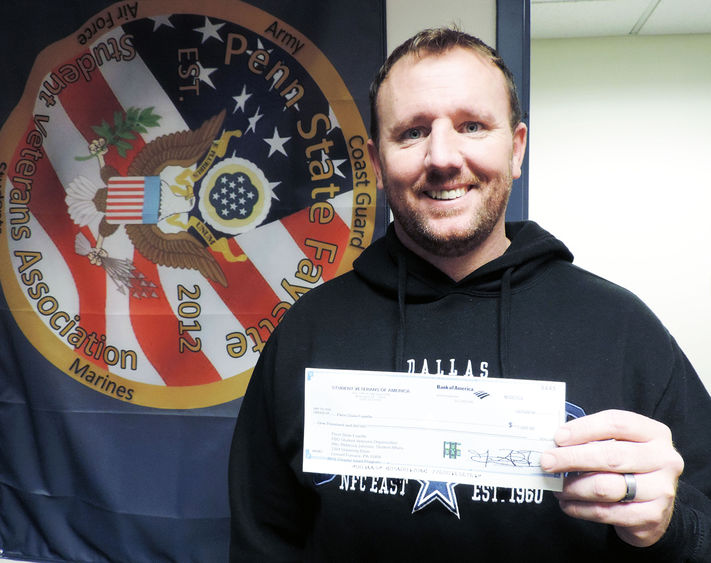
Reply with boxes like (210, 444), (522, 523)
(75, 107), (162, 161)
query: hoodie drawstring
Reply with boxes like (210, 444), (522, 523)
(498, 267), (514, 379)
(396, 256), (514, 379)
(395, 254), (407, 371)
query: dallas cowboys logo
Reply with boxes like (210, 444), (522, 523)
(314, 474), (461, 518)
(211, 172), (259, 220)
(412, 481), (460, 518)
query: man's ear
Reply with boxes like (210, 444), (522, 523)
(367, 139), (385, 190)
(511, 122), (528, 180)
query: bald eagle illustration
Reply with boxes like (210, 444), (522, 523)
(67, 110), (230, 288)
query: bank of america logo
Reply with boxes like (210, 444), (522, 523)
(442, 441), (461, 460)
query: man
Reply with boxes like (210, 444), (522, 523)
(229, 28), (711, 561)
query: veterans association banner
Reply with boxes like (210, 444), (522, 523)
(0, 1), (385, 560)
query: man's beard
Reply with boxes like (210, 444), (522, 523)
(384, 171), (513, 258)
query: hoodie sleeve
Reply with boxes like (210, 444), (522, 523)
(650, 341), (711, 562)
(228, 331), (312, 562)
(614, 338), (711, 562)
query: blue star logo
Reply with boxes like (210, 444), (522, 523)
(412, 481), (460, 519)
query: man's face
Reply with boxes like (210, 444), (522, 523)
(368, 47), (527, 258)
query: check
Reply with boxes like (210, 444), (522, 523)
(303, 368), (566, 491)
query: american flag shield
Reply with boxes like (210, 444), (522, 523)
(0, 1), (386, 561)
(106, 176), (161, 224)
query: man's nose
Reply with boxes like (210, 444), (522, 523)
(424, 122), (463, 172)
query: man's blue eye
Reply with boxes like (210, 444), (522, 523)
(406, 129), (422, 139)
(465, 122), (480, 133)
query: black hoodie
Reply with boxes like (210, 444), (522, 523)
(229, 221), (711, 562)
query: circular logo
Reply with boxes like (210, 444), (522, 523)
(199, 157), (272, 235)
(0, 1), (377, 408)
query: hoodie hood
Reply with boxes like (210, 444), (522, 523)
(353, 221), (574, 375)
(353, 220), (574, 301)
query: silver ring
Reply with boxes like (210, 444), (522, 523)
(620, 473), (637, 502)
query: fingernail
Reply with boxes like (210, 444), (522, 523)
(539, 452), (555, 472)
(554, 427), (570, 445)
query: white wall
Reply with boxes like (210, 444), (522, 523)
(530, 34), (711, 390)
(385, 0), (495, 52)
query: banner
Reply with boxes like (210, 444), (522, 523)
(0, 1), (385, 560)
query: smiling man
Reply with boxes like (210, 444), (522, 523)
(229, 28), (711, 562)
(367, 41), (527, 279)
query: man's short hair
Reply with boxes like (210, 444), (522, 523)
(369, 27), (522, 143)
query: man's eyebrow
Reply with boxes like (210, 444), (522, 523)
(388, 113), (430, 131)
(457, 106), (498, 123)
(388, 108), (498, 132)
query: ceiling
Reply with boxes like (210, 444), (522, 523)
(531, 0), (711, 39)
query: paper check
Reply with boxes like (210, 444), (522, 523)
(303, 368), (566, 491)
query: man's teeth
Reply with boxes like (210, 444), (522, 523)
(426, 187), (467, 200)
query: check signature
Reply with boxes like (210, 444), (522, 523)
(468, 449), (541, 468)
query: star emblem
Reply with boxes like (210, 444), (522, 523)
(324, 152), (347, 179)
(194, 17), (225, 44)
(412, 481), (460, 518)
(327, 105), (341, 132)
(196, 61), (218, 90)
(150, 15), (174, 31)
(246, 107), (263, 134)
(246, 39), (272, 56)
(263, 127), (291, 157)
(232, 85), (252, 114)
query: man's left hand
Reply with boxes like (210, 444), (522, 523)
(540, 409), (684, 547)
